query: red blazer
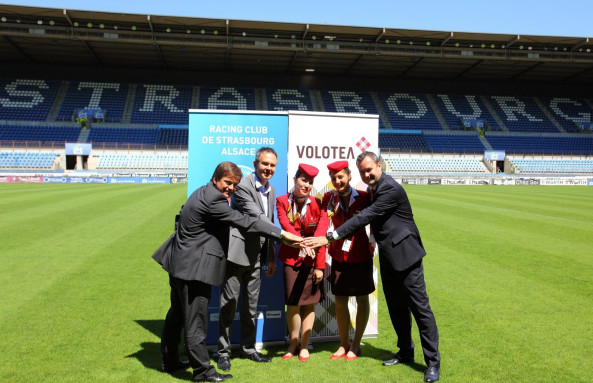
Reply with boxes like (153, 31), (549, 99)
(276, 193), (329, 269)
(321, 189), (373, 263)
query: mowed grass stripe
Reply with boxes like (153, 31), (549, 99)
(407, 185), (592, 382)
(0, 184), (187, 322)
(1, 184), (592, 383)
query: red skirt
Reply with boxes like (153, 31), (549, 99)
(283, 264), (325, 306)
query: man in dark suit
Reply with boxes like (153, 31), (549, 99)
(304, 151), (441, 382)
(155, 161), (302, 382)
(217, 147), (278, 370)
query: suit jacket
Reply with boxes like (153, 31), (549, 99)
(336, 174), (425, 271)
(158, 182), (282, 286)
(276, 194), (329, 269)
(321, 189), (373, 264)
(228, 173), (276, 267)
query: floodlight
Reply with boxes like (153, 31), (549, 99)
(396, 40), (401, 44)
(481, 43), (485, 48)
(73, 21), (79, 27)
(242, 32), (246, 36)
(385, 39), (389, 44)
(201, 29), (205, 34)
(312, 35), (316, 40)
(49, 20), (55, 26)
(87, 23), (93, 28)
(37, 20), (42, 25)
(187, 29), (191, 34)
(214, 30), (218, 35)
(426, 41), (431, 46)
(166, 28), (171, 32)
(455, 42), (459, 47)
(0, 17), (6, 22)
(99, 24), (104, 29)
(491, 44), (495, 48)
(131, 25), (136, 31)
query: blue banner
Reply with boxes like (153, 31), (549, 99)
(76, 108), (106, 119)
(188, 110), (289, 346)
(107, 177), (171, 184)
(461, 118), (486, 128)
(65, 143), (92, 155)
(484, 150), (505, 161)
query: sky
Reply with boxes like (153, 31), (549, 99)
(3, 0), (592, 38)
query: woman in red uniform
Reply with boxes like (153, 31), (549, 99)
(276, 163), (329, 362)
(319, 161), (374, 361)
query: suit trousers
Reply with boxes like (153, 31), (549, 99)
(161, 275), (216, 379)
(379, 257), (440, 367)
(218, 260), (262, 356)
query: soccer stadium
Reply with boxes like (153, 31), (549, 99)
(1, 4), (592, 383)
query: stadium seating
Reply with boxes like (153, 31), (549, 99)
(385, 157), (486, 173)
(56, 81), (128, 122)
(197, 86), (257, 111)
(378, 132), (431, 151)
(266, 88), (314, 111)
(486, 95), (559, 133)
(0, 152), (58, 169)
(433, 94), (501, 131)
(130, 84), (193, 124)
(377, 92), (442, 130)
(87, 127), (158, 145)
(95, 153), (188, 170)
(487, 135), (593, 155)
(0, 78), (61, 121)
(424, 134), (485, 153)
(2, 75), (593, 161)
(537, 97), (593, 133)
(511, 159), (593, 173)
(0, 125), (81, 143)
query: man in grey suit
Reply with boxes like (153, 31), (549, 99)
(155, 161), (301, 383)
(217, 148), (278, 371)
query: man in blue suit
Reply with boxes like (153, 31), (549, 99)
(305, 151), (440, 382)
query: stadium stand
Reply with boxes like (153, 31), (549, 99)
(486, 95), (560, 133)
(197, 87), (257, 111)
(130, 84), (193, 124)
(95, 153), (188, 170)
(0, 78), (60, 121)
(0, 125), (81, 143)
(0, 152), (58, 169)
(385, 157), (486, 173)
(377, 92), (443, 130)
(511, 159), (593, 173)
(433, 94), (501, 131)
(56, 81), (128, 123)
(2, 75), (593, 171)
(266, 88), (314, 111)
(487, 135), (593, 155)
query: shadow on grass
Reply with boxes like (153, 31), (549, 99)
(128, 319), (194, 381)
(264, 340), (426, 373)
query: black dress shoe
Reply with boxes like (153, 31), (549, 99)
(241, 351), (271, 363)
(217, 355), (231, 371)
(193, 371), (233, 382)
(424, 366), (440, 382)
(382, 352), (414, 366)
(161, 359), (190, 372)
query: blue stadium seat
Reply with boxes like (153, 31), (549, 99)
(0, 78), (61, 121)
(56, 81), (128, 122)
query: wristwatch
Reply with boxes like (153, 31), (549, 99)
(326, 231), (339, 242)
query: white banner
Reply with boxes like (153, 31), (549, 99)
(287, 111), (380, 199)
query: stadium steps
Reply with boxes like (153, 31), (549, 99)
(77, 128), (90, 142)
(480, 96), (510, 132)
(191, 86), (200, 109)
(371, 92), (392, 129)
(426, 94), (450, 130)
(121, 84), (136, 124)
(46, 81), (70, 122)
(534, 97), (566, 133)
(309, 90), (324, 111)
(255, 88), (266, 110)
(479, 135), (493, 150)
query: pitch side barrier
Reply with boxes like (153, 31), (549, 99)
(387, 174), (593, 186)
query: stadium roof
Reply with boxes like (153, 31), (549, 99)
(1, 4), (593, 84)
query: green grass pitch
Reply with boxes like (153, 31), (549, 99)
(0, 183), (591, 382)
